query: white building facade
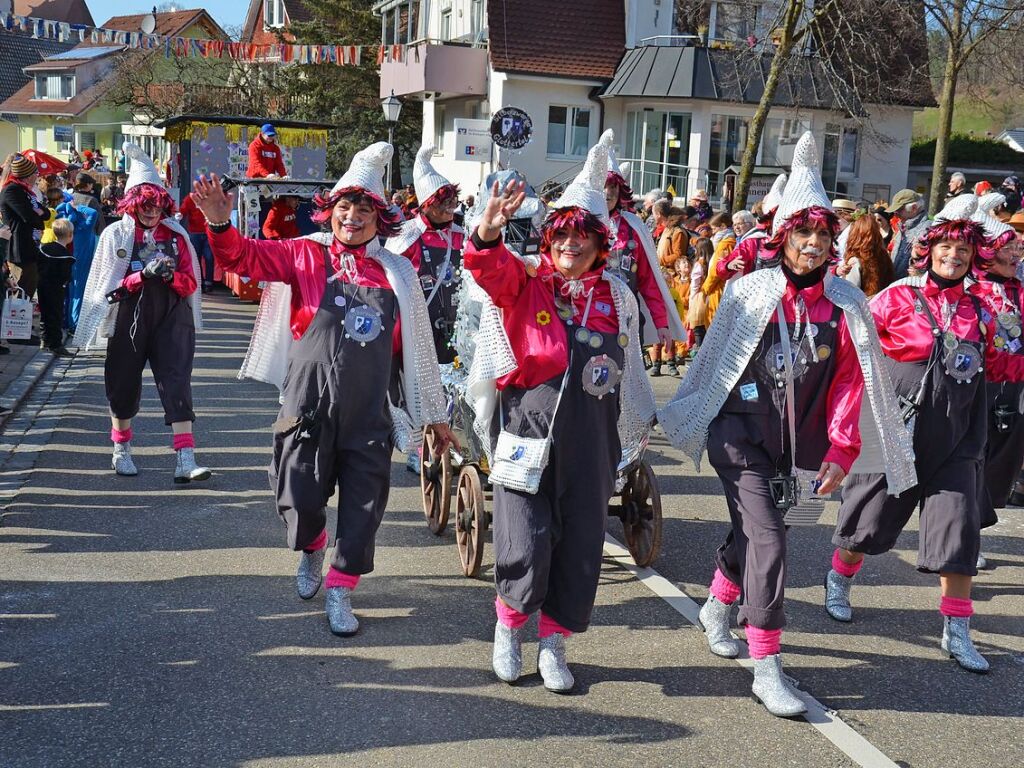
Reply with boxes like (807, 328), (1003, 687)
(375, 0), (927, 205)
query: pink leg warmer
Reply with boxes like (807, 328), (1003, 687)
(324, 567), (360, 590)
(495, 596), (529, 629)
(173, 433), (195, 450)
(111, 428), (132, 444)
(832, 549), (863, 578)
(303, 528), (327, 553)
(710, 569), (741, 605)
(940, 596), (973, 618)
(745, 626), (782, 660)
(538, 612), (573, 639)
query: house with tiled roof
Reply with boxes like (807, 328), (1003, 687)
(12, 0), (94, 27)
(0, 31), (77, 155)
(375, 0), (933, 202)
(0, 9), (228, 170)
(240, 0), (313, 46)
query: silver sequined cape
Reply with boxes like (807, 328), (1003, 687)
(72, 216), (203, 350)
(619, 210), (687, 343)
(237, 232), (448, 430)
(658, 267), (917, 496)
(465, 269), (656, 463)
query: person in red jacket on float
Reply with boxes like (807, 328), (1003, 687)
(263, 195), (301, 240)
(247, 124), (287, 179)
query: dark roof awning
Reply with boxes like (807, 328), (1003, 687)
(601, 45), (864, 115)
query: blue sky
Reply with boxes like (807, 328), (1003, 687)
(86, 1), (251, 33)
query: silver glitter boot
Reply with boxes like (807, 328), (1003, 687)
(941, 616), (989, 673)
(174, 447), (211, 484)
(492, 621), (524, 684)
(697, 595), (740, 658)
(537, 633), (574, 693)
(112, 442), (138, 476)
(751, 654), (807, 718)
(824, 569), (854, 622)
(296, 548), (325, 600)
(325, 586), (359, 636)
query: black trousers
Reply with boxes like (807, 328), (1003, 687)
(36, 262), (67, 350)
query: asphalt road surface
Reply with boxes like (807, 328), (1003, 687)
(1, 293), (1022, 768)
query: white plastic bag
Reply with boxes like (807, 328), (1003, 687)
(1, 288), (32, 340)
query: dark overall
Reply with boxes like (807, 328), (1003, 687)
(417, 231), (462, 364)
(834, 289), (986, 576)
(270, 248), (397, 575)
(105, 233), (196, 425)
(491, 318), (623, 633)
(980, 282), (1024, 510)
(708, 303), (842, 630)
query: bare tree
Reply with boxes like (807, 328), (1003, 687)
(923, 1), (1024, 213)
(706, 0), (931, 210)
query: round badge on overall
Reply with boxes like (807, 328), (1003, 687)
(588, 332), (604, 349)
(1011, 326), (1022, 339)
(617, 332), (629, 349)
(998, 311), (1017, 328)
(116, 248), (128, 259)
(767, 342), (808, 379)
(344, 305), (383, 346)
(626, 240), (636, 251)
(582, 353), (622, 399)
(944, 342), (981, 383)
(807, 323), (819, 339)
(816, 344), (831, 361)
(575, 327), (590, 344)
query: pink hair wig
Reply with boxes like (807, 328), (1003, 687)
(541, 207), (611, 260)
(605, 172), (635, 213)
(117, 183), (175, 220)
(311, 186), (403, 237)
(911, 219), (991, 272)
(991, 229), (1016, 252)
(421, 183), (460, 209)
(761, 206), (840, 264)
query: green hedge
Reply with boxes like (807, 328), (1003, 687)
(910, 134), (1024, 168)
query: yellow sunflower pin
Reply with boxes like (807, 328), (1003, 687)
(536, 310), (552, 326)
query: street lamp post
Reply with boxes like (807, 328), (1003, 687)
(381, 90), (403, 192)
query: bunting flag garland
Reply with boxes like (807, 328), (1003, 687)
(0, 11), (397, 68)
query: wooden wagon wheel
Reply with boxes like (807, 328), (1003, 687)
(620, 459), (663, 567)
(420, 430), (451, 535)
(455, 466), (486, 577)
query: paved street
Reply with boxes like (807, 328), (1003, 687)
(1, 293), (1022, 768)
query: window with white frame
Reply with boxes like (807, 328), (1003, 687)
(440, 0), (453, 41)
(840, 126), (859, 175)
(710, 1), (760, 41)
(33, 73), (75, 100)
(470, 0), (485, 35)
(759, 117), (809, 166)
(546, 106), (591, 157)
(265, 0), (285, 29)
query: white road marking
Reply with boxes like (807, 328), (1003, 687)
(604, 535), (899, 768)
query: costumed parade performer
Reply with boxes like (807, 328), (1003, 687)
(73, 143), (208, 483)
(966, 195), (1024, 569)
(716, 173), (787, 279)
(465, 130), (655, 692)
(659, 132), (915, 716)
(192, 142), (457, 638)
(386, 145), (466, 473)
(603, 149), (685, 347)
(825, 194), (1024, 673)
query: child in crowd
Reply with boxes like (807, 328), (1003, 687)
(37, 217), (74, 356)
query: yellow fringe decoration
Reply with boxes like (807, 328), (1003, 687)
(164, 121), (328, 148)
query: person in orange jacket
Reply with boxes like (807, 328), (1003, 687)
(247, 124), (287, 178)
(263, 195), (301, 240)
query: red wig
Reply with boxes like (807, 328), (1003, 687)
(911, 219), (991, 272)
(311, 186), (403, 237)
(117, 183), (175, 220)
(761, 206), (840, 264)
(421, 183), (460, 209)
(990, 229), (1016, 252)
(605, 172), (635, 213)
(541, 207), (611, 260)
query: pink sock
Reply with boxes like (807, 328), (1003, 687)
(111, 428), (132, 444)
(304, 528), (327, 553)
(538, 612), (573, 638)
(940, 596), (973, 618)
(745, 626), (783, 659)
(832, 550), (863, 578)
(324, 567), (359, 590)
(173, 433), (195, 450)
(709, 569), (741, 605)
(495, 596), (529, 629)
